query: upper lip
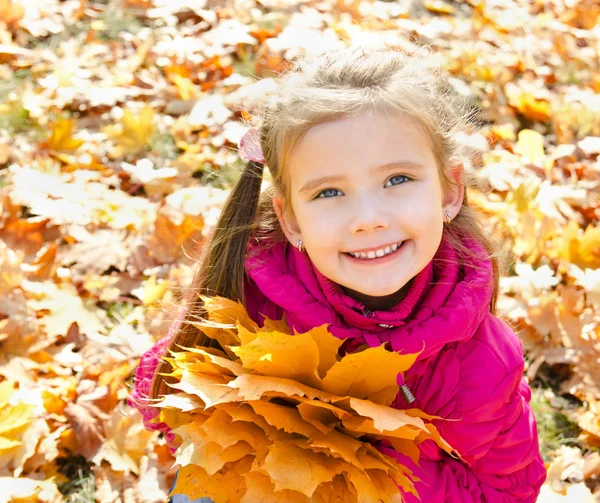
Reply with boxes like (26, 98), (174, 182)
(345, 241), (404, 254)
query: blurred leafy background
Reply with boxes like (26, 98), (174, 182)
(0, 0), (599, 500)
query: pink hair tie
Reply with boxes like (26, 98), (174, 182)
(238, 126), (265, 164)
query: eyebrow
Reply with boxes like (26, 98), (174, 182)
(298, 161), (425, 194)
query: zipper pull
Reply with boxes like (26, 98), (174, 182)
(397, 372), (415, 404)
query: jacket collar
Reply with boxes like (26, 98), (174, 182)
(312, 256), (434, 330)
(245, 233), (493, 363)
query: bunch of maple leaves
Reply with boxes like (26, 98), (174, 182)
(154, 295), (456, 502)
(0, 0), (599, 501)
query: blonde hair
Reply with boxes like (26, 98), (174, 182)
(148, 44), (508, 403)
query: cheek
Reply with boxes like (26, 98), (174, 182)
(298, 209), (344, 251)
(401, 183), (443, 217)
(303, 215), (336, 241)
(395, 196), (436, 223)
(295, 198), (332, 223)
(294, 202), (329, 233)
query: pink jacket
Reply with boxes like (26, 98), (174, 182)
(129, 233), (546, 502)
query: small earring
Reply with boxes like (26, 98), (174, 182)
(444, 210), (452, 224)
(296, 238), (304, 252)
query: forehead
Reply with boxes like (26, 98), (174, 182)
(286, 110), (436, 184)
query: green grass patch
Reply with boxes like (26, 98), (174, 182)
(233, 50), (260, 79)
(0, 69), (33, 101)
(530, 387), (582, 463)
(56, 455), (95, 503)
(25, 1), (145, 51)
(106, 300), (138, 324)
(0, 100), (39, 136)
(149, 133), (182, 160)
(203, 157), (247, 189)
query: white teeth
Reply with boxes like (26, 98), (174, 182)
(349, 242), (403, 260)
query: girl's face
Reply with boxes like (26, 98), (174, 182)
(273, 109), (464, 310)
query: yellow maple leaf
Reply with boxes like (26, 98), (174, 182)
(171, 346), (245, 377)
(142, 274), (169, 306)
(0, 395), (35, 438)
(167, 369), (240, 408)
(0, 380), (37, 472)
(424, 0), (455, 15)
(516, 129), (545, 164)
(169, 460), (248, 502)
(248, 400), (322, 439)
(550, 221), (600, 269)
(509, 181), (540, 214)
(189, 295), (260, 349)
(296, 398), (351, 434)
(578, 225), (600, 269)
(229, 329), (321, 387)
(106, 105), (156, 156)
(515, 93), (551, 123)
(243, 471), (311, 503)
(313, 473), (359, 503)
(171, 74), (201, 100)
(43, 118), (84, 152)
(156, 296), (458, 502)
(320, 345), (419, 399)
(262, 442), (341, 496)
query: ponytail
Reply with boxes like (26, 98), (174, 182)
(149, 159), (265, 402)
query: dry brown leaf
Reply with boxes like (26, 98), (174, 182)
(91, 408), (157, 475)
(61, 229), (131, 275)
(146, 208), (205, 264)
(25, 281), (105, 339)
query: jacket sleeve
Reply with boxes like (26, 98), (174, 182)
(379, 355), (547, 503)
(127, 308), (187, 452)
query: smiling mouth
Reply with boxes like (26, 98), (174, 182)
(342, 241), (405, 261)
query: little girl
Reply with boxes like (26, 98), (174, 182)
(128, 45), (546, 502)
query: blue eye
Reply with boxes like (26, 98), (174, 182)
(385, 175), (410, 187)
(315, 188), (342, 199)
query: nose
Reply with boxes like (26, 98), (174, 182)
(348, 196), (390, 234)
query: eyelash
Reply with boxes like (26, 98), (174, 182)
(314, 175), (411, 200)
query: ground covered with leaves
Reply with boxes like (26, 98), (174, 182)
(0, 0), (599, 501)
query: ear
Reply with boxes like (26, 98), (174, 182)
(442, 160), (465, 219)
(272, 192), (302, 245)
